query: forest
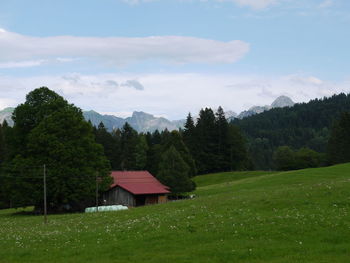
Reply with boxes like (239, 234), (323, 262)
(0, 88), (350, 211)
(233, 93), (350, 170)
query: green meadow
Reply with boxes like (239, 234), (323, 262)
(1, 164), (350, 262)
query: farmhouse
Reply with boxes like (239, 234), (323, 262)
(103, 171), (170, 207)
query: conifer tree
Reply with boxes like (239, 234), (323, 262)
(328, 112), (350, 164)
(94, 122), (119, 169)
(162, 130), (197, 177)
(195, 108), (217, 173)
(134, 134), (149, 170)
(120, 122), (139, 170)
(183, 113), (197, 159)
(214, 106), (230, 171)
(157, 146), (195, 195)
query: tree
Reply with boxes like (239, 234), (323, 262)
(0, 120), (13, 209)
(162, 130), (197, 177)
(157, 146), (195, 195)
(273, 146), (295, 171)
(195, 108), (217, 173)
(328, 112), (350, 164)
(134, 134), (149, 170)
(183, 113), (196, 153)
(228, 124), (251, 171)
(11, 87), (69, 156)
(4, 87), (111, 212)
(248, 138), (273, 170)
(120, 122), (139, 170)
(214, 106), (231, 171)
(145, 130), (163, 175)
(94, 122), (119, 169)
(294, 147), (325, 169)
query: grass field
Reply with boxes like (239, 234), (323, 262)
(1, 164), (350, 262)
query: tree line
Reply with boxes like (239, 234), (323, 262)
(0, 87), (250, 210)
(92, 106), (251, 195)
(232, 93), (350, 170)
(1, 87), (350, 211)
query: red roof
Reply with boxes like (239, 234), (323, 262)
(109, 171), (170, 195)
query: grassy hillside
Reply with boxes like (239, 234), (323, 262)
(1, 164), (350, 262)
(193, 170), (276, 187)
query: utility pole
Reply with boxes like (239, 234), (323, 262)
(96, 172), (99, 212)
(43, 164), (47, 224)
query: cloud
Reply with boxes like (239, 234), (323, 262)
(0, 30), (249, 67)
(227, 0), (278, 9)
(122, 0), (156, 4)
(104, 80), (119, 88)
(289, 75), (323, 86)
(121, 80), (144, 90)
(0, 60), (46, 69)
(0, 73), (348, 120)
(121, 0), (278, 9)
(319, 0), (333, 8)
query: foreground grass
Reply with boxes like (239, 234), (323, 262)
(1, 164), (350, 262)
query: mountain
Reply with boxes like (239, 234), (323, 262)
(0, 107), (14, 126)
(0, 107), (181, 132)
(124, 111), (182, 132)
(271, 95), (295, 108)
(0, 95), (294, 132)
(225, 110), (237, 119)
(83, 110), (184, 132)
(82, 110), (125, 131)
(236, 95), (295, 119)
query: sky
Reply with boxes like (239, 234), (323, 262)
(0, 0), (350, 119)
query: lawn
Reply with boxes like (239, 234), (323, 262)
(1, 164), (350, 262)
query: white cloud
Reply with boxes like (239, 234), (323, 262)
(0, 30), (249, 67)
(319, 0), (333, 8)
(0, 60), (46, 69)
(289, 75), (323, 86)
(0, 73), (348, 120)
(226, 0), (277, 9)
(121, 0), (278, 9)
(0, 98), (17, 110)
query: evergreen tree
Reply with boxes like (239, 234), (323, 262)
(145, 130), (163, 175)
(120, 122), (139, 170)
(135, 134), (149, 170)
(157, 146), (195, 195)
(111, 129), (122, 170)
(328, 112), (350, 164)
(232, 93), (350, 170)
(227, 124), (251, 171)
(162, 130), (197, 177)
(183, 113), (196, 153)
(195, 108), (217, 173)
(94, 122), (119, 169)
(214, 106), (231, 171)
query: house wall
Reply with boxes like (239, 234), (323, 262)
(103, 187), (168, 207)
(103, 187), (135, 207)
(158, 195), (167, 204)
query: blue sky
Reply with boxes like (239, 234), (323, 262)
(0, 0), (349, 119)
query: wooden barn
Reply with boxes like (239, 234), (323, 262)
(103, 171), (170, 207)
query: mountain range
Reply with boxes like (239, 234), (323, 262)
(234, 95), (295, 120)
(0, 95), (294, 132)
